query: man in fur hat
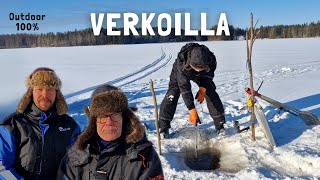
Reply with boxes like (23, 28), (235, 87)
(159, 43), (226, 138)
(0, 67), (81, 180)
(57, 84), (163, 180)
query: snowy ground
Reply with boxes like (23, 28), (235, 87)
(1, 38), (320, 179)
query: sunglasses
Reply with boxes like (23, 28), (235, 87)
(96, 112), (122, 123)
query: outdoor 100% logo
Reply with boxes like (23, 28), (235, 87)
(9, 13), (45, 31)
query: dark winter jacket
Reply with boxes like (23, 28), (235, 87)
(57, 136), (163, 180)
(0, 103), (81, 180)
(176, 43), (217, 109)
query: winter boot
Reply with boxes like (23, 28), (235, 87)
(216, 122), (226, 135)
(217, 128), (226, 136)
(159, 128), (170, 139)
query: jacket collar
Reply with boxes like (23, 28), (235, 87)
(126, 135), (152, 160)
(26, 103), (57, 123)
(97, 138), (123, 154)
(69, 135), (152, 166)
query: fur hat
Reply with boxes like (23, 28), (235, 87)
(16, 67), (67, 115)
(77, 84), (144, 150)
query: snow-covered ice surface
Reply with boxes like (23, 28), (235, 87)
(1, 38), (320, 179)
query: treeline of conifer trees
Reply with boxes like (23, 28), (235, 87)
(1, 22), (319, 49)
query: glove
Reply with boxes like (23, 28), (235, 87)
(189, 108), (201, 126)
(195, 87), (206, 103)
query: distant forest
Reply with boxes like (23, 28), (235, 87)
(1, 21), (320, 49)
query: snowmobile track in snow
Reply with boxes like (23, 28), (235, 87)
(65, 46), (172, 102)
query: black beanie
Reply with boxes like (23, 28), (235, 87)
(189, 46), (211, 65)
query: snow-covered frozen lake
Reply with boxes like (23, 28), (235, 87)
(1, 38), (319, 179)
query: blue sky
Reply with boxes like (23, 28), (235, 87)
(1, 0), (319, 34)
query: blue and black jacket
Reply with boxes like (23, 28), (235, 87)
(0, 103), (81, 180)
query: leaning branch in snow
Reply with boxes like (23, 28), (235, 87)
(150, 79), (162, 155)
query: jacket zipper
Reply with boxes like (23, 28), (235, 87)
(39, 134), (44, 174)
(38, 112), (49, 175)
